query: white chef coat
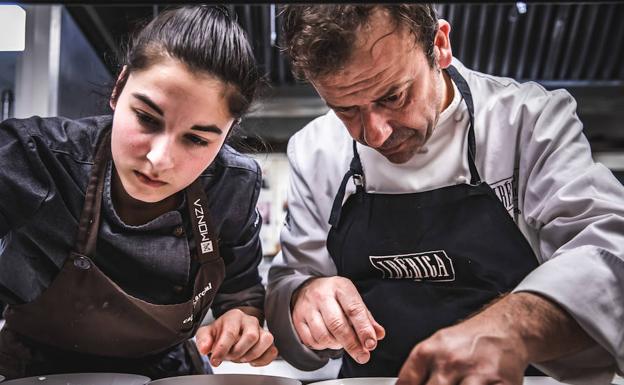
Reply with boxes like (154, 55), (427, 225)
(266, 58), (624, 384)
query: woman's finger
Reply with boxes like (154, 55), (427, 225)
(226, 317), (261, 360)
(248, 344), (279, 367)
(210, 323), (241, 366)
(237, 330), (275, 363)
(195, 325), (216, 355)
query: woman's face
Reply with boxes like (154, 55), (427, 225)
(110, 58), (235, 203)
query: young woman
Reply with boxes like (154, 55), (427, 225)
(0, 5), (277, 379)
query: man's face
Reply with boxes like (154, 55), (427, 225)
(311, 10), (452, 164)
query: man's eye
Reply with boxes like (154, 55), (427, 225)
(380, 91), (405, 108)
(334, 107), (356, 116)
(381, 92), (405, 107)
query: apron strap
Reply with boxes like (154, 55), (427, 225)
(75, 130), (111, 257)
(445, 65), (481, 185)
(329, 141), (364, 227)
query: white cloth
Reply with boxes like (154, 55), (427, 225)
(265, 58), (624, 384)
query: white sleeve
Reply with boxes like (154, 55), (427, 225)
(265, 130), (342, 371)
(511, 87), (624, 383)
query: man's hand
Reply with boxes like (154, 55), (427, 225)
(396, 292), (593, 385)
(291, 276), (385, 364)
(396, 315), (528, 385)
(195, 308), (278, 367)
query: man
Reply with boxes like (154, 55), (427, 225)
(266, 4), (624, 385)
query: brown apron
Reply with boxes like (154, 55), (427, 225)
(0, 131), (225, 379)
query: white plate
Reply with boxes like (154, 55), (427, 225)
(149, 374), (301, 385)
(309, 377), (573, 385)
(1, 373), (150, 385)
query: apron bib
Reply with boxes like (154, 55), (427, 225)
(327, 66), (539, 377)
(1, 131), (225, 379)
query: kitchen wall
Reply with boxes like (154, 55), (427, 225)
(7, 5), (111, 120)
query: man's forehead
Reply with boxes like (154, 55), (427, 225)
(311, 43), (423, 107)
(314, 68), (400, 103)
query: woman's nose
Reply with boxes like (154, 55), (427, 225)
(146, 135), (175, 171)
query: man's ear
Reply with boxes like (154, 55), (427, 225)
(110, 65), (129, 111)
(433, 19), (453, 69)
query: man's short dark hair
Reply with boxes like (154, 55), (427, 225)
(280, 4), (439, 81)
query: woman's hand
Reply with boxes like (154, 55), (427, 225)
(195, 308), (278, 367)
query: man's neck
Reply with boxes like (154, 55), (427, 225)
(440, 68), (455, 113)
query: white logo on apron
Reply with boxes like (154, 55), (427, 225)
(369, 250), (456, 282)
(490, 176), (516, 217)
(183, 282), (213, 325)
(193, 198), (213, 254)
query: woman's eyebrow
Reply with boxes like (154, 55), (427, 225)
(132, 93), (164, 116)
(191, 125), (223, 135)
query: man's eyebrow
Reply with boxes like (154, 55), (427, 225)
(325, 79), (414, 110)
(132, 93), (163, 116)
(191, 125), (223, 135)
(326, 101), (356, 110)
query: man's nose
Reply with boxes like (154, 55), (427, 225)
(146, 135), (175, 171)
(360, 108), (392, 148)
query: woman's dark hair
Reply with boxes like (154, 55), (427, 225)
(113, 5), (261, 119)
(281, 4), (438, 81)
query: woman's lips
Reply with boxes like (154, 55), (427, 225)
(133, 170), (166, 187)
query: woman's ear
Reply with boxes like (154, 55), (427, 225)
(110, 65), (129, 111)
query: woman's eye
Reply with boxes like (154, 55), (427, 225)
(186, 135), (209, 146)
(135, 110), (160, 128)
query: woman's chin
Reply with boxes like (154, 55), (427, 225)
(125, 187), (167, 204)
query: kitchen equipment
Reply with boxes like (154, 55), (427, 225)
(149, 374), (302, 385)
(309, 377), (577, 385)
(1, 373), (150, 385)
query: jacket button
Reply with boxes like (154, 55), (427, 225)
(74, 257), (91, 270)
(173, 226), (185, 237)
(173, 285), (185, 294)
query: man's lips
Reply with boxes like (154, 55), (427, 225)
(378, 140), (407, 155)
(377, 131), (418, 154)
(133, 170), (167, 187)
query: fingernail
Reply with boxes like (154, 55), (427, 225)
(356, 353), (368, 364)
(212, 359), (221, 366)
(365, 338), (376, 350)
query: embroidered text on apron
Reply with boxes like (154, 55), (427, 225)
(1, 130), (225, 378)
(327, 66), (540, 377)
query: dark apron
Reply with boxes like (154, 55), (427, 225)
(327, 66), (540, 377)
(0, 131), (225, 379)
